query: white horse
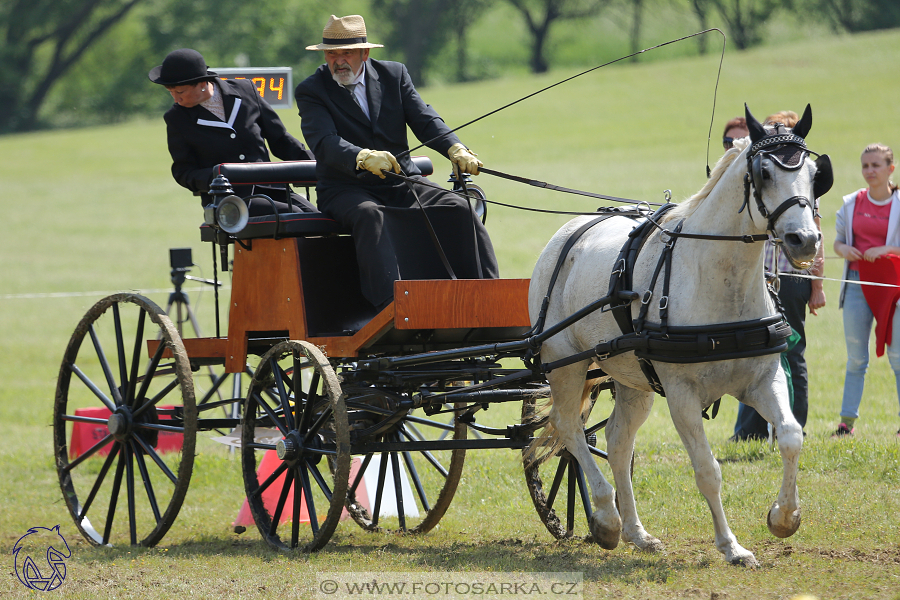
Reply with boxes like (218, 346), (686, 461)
(527, 105), (827, 566)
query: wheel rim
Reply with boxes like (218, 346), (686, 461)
(521, 394), (608, 540)
(343, 394), (466, 534)
(241, 340), (350, 552)
(53, 293), (197, 547)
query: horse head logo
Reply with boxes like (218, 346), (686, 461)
(12, 525), (71, 591)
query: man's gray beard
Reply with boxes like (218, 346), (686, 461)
(331, 68), (355, 85)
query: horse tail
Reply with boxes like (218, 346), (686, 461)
(522, 375), (607, 468)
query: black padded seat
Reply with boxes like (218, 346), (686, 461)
(200, 212), (346, 241)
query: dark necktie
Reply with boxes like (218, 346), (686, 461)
(345, 83), (362, 109)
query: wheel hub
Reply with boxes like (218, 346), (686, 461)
(107, 407), (133, 441)
(276, 431), (303, 462)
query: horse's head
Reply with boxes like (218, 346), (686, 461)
(743, 104), (830, 269)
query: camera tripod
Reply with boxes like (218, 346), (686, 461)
(164, 249), (245, 424)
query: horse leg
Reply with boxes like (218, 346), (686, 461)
(742, 374), (803, 539)
(547, 363), (621, 549)
(606, 383), (663, 552)
(666, 391), (759, 567)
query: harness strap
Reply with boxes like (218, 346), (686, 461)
(532, 211), (632, 336)
(404, 175), (457, 280)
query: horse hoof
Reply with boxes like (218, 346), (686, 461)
(635, 537), (664, 553)
(589, 519), (620, 550)
(729, 554), (760, 568)
(767, 506), (801, 538)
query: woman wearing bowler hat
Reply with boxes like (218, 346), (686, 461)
(149, 48), (316, 214)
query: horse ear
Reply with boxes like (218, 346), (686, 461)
(792, 104), (813, 139)
(745, 103), (766, 144)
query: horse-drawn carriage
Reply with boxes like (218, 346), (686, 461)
(53, 105), (830, 565)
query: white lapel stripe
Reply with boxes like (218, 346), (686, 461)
(196, 98), (242, 131)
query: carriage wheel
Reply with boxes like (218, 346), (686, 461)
(53, 293), (197, 547)
(241, 341), (350, 552)
(521, 392), (610, 541)
(342, 396), (466, 535)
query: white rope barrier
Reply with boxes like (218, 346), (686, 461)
(0, 285), (231, 301)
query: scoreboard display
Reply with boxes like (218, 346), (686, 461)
(213, 67), (293, 109)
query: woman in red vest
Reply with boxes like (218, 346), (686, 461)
(833, 143), (900, 437)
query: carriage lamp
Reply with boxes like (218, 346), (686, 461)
(215, 196), (249, 233)
(205, 174), (249, 233)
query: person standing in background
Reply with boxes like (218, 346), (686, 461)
(832, 143), (900, 437)
(730, 111), (826, 441)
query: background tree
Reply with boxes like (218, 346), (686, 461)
(0, 0), (144, 133)
(803, 0), (900, 32)
(707, 0), (782, 50)
(505, 0), (609, 73)
(688, 0), (711, 54)
(369, 0), (453, 86)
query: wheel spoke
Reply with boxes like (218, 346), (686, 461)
(271, 357), (294, 431)
(90, 324), (124, 407)
(398, 426), (450, 478)
(103, 450), (128, 545)
(269, 467), (294, 538)
(113, 304), (130, 405)
(131, 341), (170, 417)
(349, 453), (374, 496)
(371, 450), (390, 526)
(389, 449), (406, 531)
(126, 308), (147, 407)
(299, 465), (318, 535)
(125, 443), (137, 545)
(253, 391), (289, 437)
(575, 463), (592, 526)
(63, 432), (114, 473)
(546, 459), (567, 509)
(401, 450), (430, 513)
(566, 461), (576, 533)
(131, 441), (162, 524)
(131, 435), (178, 485)
(68, 364), (117, 412)
(307, 461), (333, 501)
(77, 443), (121, 521)
(301, 403), (333, 446)
(253, 460), (289, 498)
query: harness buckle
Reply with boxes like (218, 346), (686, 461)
(658, 296), (669, 310)
(641, 290), (653, 305)
(612, 258), (626, 276)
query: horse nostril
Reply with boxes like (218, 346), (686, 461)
(784, 233), (802, 248)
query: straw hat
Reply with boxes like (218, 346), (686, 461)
(305, 15), (384, 51)
(148, 48), (217, 86)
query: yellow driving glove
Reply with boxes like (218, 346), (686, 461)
(356, 149), (401, 179)
(447, 143), (483, 176)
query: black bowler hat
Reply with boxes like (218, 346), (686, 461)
(148, 48), (217, 86)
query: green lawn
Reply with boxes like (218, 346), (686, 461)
(1, 28), (899, 600)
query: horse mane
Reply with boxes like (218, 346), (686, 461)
(660, 137), (750, 224)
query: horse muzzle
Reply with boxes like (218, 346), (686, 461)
(779, 227), (820, 270)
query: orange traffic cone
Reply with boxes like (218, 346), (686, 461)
(233, 450), (309, 531)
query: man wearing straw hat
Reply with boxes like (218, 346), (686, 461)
(296, 14), (498, 310)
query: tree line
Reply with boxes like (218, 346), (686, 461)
(1, 0), (897, 134)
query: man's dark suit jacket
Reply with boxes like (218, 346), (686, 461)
(164, 77), (313, 203)
(295, 59), (460, 187)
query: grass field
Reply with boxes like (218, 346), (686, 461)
(1, 28), (900, 600)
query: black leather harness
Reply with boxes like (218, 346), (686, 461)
(533, 203), (791, 401)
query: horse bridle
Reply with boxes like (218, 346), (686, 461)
(740, 131), (833, 232)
